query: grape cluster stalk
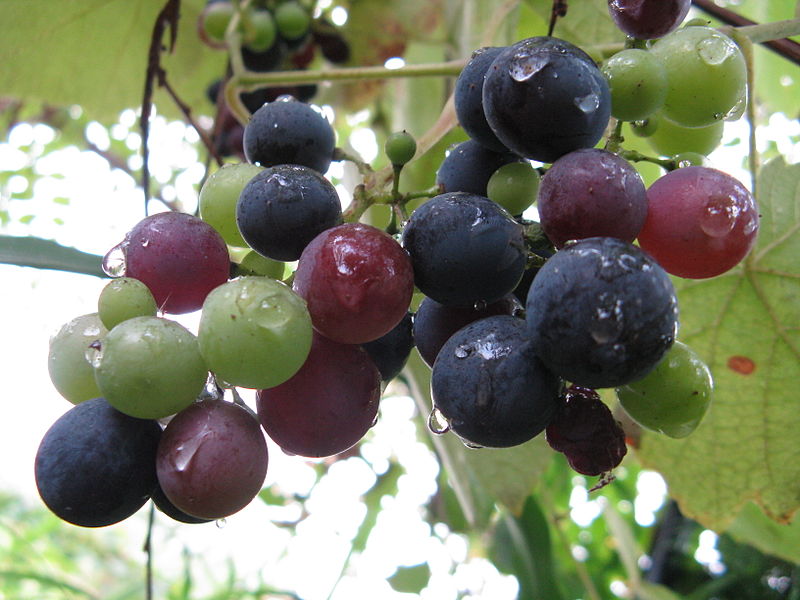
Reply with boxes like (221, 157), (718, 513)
(39, 0), (762, 530)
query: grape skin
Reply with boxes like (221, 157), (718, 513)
(35, 398), (161, 527)
(156, 399), (268, 520)
(537, 148), (648, 248)
(257, 332), (381, 458)
(47, 313), (107, 405)
(607, 0), (691, 40)
(199, 163), (264, 248)
(526, 237), (679, 389)
(454, 46), (508, 153)
(435, 139), (521, 197)
(361, 312), (415, 382)
(637, 166), (759, 279)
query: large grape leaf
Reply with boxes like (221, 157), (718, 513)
(637, 157), (800, 532)
(523, 0), (624, 52)
(0, 0), (224, 121)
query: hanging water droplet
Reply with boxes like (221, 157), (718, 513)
(473, 299), (488, 311)
(462, 439), (484, 449)
(428, 407), (450, 434)
(84, 339), (103, 368)
(215, 518), (227, 529)
(102, 242), (127, 277)
(700, 195), (739, 237)
(724, 94), (747, 121)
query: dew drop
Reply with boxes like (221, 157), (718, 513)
(696, 36), (735, 66)
(700, 195), (739, 237)
(171, 429), (212, 473)
(102, 242), (127, 277)
(215, 518), (227, 529)
(428, 407), (450, 434)
(84, 339), (103, 368)
(473, 299), (488, 311)
(575, 93), (600, 114)
(454, 345), (470, 359)
(462, 440), (484, 449)
(509, 53), (550, 82)
(724, 94), (747, 121)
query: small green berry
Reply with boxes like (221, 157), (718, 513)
(385, 131), (417, 166)
(487, 162), (540, 216)
(274, 1), (311, 41)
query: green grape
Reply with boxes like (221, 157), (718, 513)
(48, 313), (108, 405)
(384, 131), (417, 166)
(199, 163), (264, 248)
(94, 316), (208, 419)
(245, 8), (277, 52)
(601, 48), (668, 122)
(198, 277), (312, 389)
(239, 250), (286, 279)
(650, 25), (746, 128)
(274, 1), (310, 40)
(97, 277), (158, 330)
(646, 113), (724, 157)
(672, 151), (709, 168)
(616, 341), (713, 438)
(201, 1), (235, 44)
(486, 162), (540, 216)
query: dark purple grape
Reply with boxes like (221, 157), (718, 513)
(401, 192), (527, 307)
(362, 312), (414, 381)
(546, 385), (627, 476)
(314, 27), (351, 63)
(151, 482), (212, 524)
(483, 37), (611, 163)
(35, 398), (161, 527)
(435, 139), (521, 196)
(156, 399), (268, 520)
(431, 315), (562, 448)
(526, 237), (678, 389)
(454, 46), (509, 152)
(241, 39), (289, 72)
(413, 295), (522, 368)
(115, 211), (230, 315)
(237, 164), (343, 261)
(257, 332), (381, 458)
(608, 0), (691, 40)
(243, 96), (336, 174)
(537, 148), (648, 248)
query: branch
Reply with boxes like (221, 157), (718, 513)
(692, 1), (800, 66)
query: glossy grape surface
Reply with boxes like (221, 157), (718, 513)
(94, 316), (208, 419)
(257, 332), (381, 458)
(97, 277), (158, 330)
(646, 114), (724, 157)
(199, 163), (264, 248)
(607, 0), (691, 39)
(435, 139), (521, 197)
(120, 211), (230, 315)
(526, 237), (678, 388)
(35, 398), (161, 527)
(616, 341), (713, 438)
(486, 161), (540, 216)
(198, 277), (312, 389)
(293, 223), (414, 344)
(454, 46), (508, 152)
(483, 37), (611, 163)
(431, 315), (562, 448)
(361, 312), (415, 382)
(638, 166), (759, 279)
(156, 399), (268, 520)
(48, 313), (107, 405)
(601, 48), (668, 121)
(537, 148), (648, 248)
(402, 192), (527, 307)
(237, 164), (342, 262)
(384, 131), (417, 166)
(243, 97), (335, 174)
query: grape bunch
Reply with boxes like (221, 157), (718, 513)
(38, 1), (761, 529)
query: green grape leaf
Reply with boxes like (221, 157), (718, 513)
(0, 235), (106, 278)
(0, 0), (224, 121)
(637, 157), (800, 532)
(523, 0), (624, 51)
(727, 501), (800, 563)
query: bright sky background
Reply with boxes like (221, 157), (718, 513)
(2, 103), (797, 597)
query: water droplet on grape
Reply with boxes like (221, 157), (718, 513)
(171, 429), (212, 473)
(462, 440), (484, 449)
(102, 242), (127, 277)
(696, 36), (735, 66)
(428, 407), (450, 434)
(473, 299), (488, 311)
(454, 345), (470, 358)
(215, 518), (227, 528)
(84, 339), (103, 368)
(724, 94), (747, 121)
(575, 93), (600, 113)
(508, 53), (550, 82)
(700, 195), (739, 237)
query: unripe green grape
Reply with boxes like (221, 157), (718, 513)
(650, 25), (746, 128)
(384, 131), (417, 166)
(98, 277), (158, 330)
(199, 163), (264, 248)
(200, 1), (235, 44)
(239, 250), (286, 280)
(602, 48), (668, 122)
(274, 1), (310, 40)
(486, 162), (540, 216)
(48, 314), (108, 405)
(672, 151), (709, 168)
(198, 277), (312, 389)
(647, 113), (724, 157)
(244, 8), (277, 52)
(616, 341), (713, 438)
(94, 316), (208, 420)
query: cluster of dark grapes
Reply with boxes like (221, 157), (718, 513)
(38, 0), (754, 530)
(200, 0), (350, 158)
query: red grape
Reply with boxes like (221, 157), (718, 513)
(293, 223), (415, 344)
(607, 0), (691, 40)
(257, 332), (381, 458)
(156, 399), (268, 520)
(113, 212), (230, 314)
(637, 166), (759, 279)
